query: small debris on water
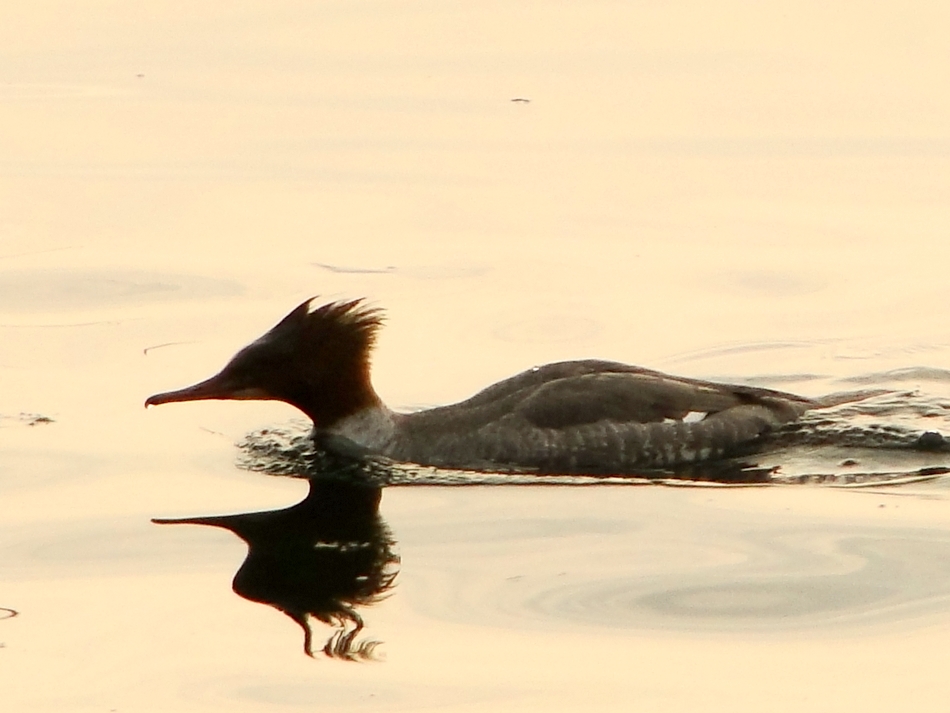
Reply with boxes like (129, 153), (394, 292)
(143, 341), (192, 355)
(0, 413), (55, 427)
(313, 262), (396, 275)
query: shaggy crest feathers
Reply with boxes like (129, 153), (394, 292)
(259, 297), (386, 423)
(290, 298), (384, 359)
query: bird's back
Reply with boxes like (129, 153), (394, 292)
(387, 360), (817, 473)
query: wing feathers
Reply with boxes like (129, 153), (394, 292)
(516, 372), (745, 429)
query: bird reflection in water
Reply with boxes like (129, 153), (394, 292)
(154, 476), (399, 660)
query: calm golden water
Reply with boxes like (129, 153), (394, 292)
(3, 2), (950, 710)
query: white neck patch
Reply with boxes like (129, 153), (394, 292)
(326, 405), (397, 452)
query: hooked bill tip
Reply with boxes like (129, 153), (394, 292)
(144, 391), (180, 408)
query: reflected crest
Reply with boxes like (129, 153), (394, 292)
(154, 476), (398, 660)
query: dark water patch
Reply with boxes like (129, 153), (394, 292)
(712, 373), (827, 387)
(0, 269), (243, 312)
(636, 580), (894, 619)
(715, 269), (828, 297)
(313, 261), (396, 274)
(665, 340), (821, 364)
(223, 677), (515, 710)
(839, 367), (950, 385)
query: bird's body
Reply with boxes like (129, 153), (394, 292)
(145, 298), (873, 475)
(325, 360), (815, 472)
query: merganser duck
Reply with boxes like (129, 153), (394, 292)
(145, 298), (874, 474)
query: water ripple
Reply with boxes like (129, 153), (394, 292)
(507, 528), (950, 632)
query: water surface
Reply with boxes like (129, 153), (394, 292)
(3, 2), (950, 711)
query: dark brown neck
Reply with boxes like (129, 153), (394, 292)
(290, 359), (382, 427)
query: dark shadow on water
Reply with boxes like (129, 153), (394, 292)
(154, 474), (398, 660)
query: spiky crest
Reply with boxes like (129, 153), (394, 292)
(145, 297), (387, 427)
